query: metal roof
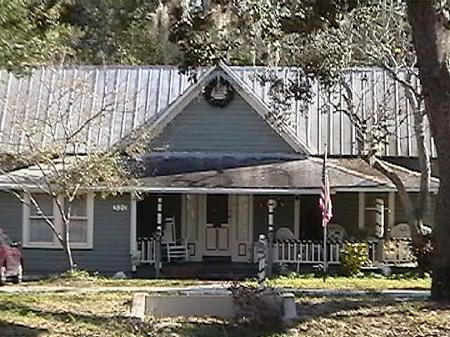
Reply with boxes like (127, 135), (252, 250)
(0, 65), (435, 157)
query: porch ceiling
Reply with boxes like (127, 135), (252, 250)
(138, 157), (439, 193)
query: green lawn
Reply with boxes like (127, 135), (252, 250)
(28, 277), (205, 288)
(267, 274), (431, 290)
(0, 292), (449, 337)
(26, 273), (431, 291)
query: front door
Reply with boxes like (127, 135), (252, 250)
(204, 194), (230, 256)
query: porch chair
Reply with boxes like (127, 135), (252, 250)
(389, 223), (411, 239)
(275, 227), (295, 240)
(162, 216), (189, 263)
(327, 223), (347, 242)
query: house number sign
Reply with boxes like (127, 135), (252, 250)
(113, 204), (128, 212)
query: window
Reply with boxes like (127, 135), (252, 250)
(23, 193), (94, 249)
(29, 194), (54, 245)
(65, 197), (88, 244)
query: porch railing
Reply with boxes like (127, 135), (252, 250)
(137, 236), (415, 267)
(137, 237), (156, 264)
(382, 238), (415, 265)
(272, 239), (414, 266)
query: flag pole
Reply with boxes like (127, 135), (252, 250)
(323, 215), (328, 281)
(323, 143), (328, 282)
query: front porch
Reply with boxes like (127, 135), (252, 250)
(138, 238), (416, 270)
(133, 191), (417, 277)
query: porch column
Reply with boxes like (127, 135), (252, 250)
(294, 196), (300, 239)
(388, 192), (396, 229)
(267, 199), (277, 277)
(358, 192), (365, 230)
(130, 194), (138, 272)
(155, 196), (163, 277)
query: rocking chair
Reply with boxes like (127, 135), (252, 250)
(162, 217), (189, 263)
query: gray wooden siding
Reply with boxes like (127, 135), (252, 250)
(152, 94), (295, 153)
(253, 195), (295, 241)
(0, 192), (131, 274)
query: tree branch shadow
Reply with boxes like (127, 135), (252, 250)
(171, 318), (287, 337)
(296, 296), (447, 323)
(0, 319), (48, 337)
(0, 301), (139, 334)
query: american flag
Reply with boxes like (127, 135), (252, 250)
(319, 151), (333, 226)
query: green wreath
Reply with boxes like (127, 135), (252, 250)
(203, 77), (234, 108)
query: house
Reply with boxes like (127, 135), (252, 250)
(0, 63), (439, 276)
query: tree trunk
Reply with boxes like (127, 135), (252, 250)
(406, 0), (450, 300)
(62, 221), (75, 272)
(367, 157), (418, 238)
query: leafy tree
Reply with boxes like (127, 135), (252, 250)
(0, 0), (72, 70)
(59, 0), (178, 64)
(336, 0), (434, 275)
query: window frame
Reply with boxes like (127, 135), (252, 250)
(22, 193), (95, 249)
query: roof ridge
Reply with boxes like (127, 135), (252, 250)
(383, 160), (440, 183)
(0, 64), (410, 72)
(309, 157), (392, 186)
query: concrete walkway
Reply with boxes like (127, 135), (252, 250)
(0, 283), (431, 298)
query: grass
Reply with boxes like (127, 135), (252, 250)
(29, 277), (205, 288)
(24, 269), (431, 290)
(266, 274), (431, 290)
(1, 292), (449, 337)
(26, 270), (206, 288)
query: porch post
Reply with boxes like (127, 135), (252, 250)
(130, 194), (138, 272)
(358, 192), (365, 230)
(155, 196), (163, 278)
(375, 198), (385, 263)
(267, 199), (277, 277)
(294, 196), (300, 239)
(388, 192), (395, 229)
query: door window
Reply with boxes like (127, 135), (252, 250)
(207, 194), (228, 225)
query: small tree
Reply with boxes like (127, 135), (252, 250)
(0, 67), (141, 271)
(335, 1), (434, 273)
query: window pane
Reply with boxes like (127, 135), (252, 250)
(30, 219), (53, 242)
(207, 194), (228, 224)
(69, 219), (87, 243)
(65, 197), (87, 217)
(30, 194), (53, 216)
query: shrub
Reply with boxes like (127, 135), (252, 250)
(228, 282), (283, 327)
(340, 243), (369, 276)
(58, 268), (100, 282)
(275, 263), (291, 276)
(411, 235), (433, 277)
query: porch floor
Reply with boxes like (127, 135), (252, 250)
(135, 262), (258, 280)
